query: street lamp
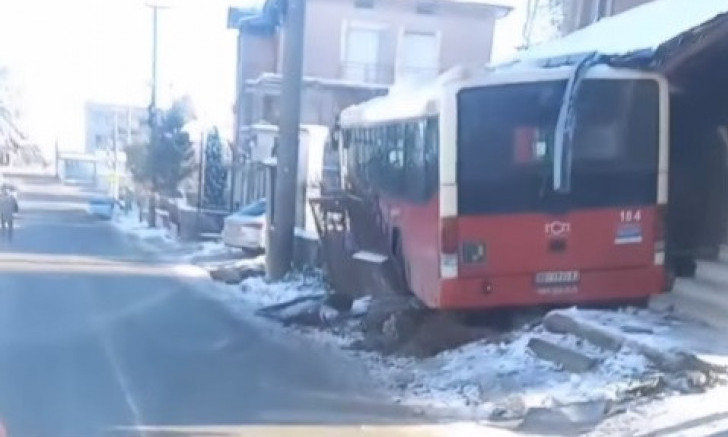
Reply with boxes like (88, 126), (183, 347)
(144, 2), (171, 227)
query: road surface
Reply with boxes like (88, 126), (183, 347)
(0, 175), (414, 437)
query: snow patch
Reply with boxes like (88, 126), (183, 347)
(390, 325), (651, 415)
(170, 264), (209, 279)
(238, 274), (327, 309)
(111, 207), (236, 262)
(112, 208), (174, 245)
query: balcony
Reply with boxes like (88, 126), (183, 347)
(339, 62), (394, 85)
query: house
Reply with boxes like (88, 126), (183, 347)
(562, 0), (653, 34)
(227, 0), (511, 206)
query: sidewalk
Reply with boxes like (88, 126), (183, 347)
(112, 207), (235, 262)
(650, 248), (728, 329)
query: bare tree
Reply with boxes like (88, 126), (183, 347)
(0, 67), (31, 165)
(522, 0), (565, 49)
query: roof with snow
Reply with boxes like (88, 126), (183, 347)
(510, 0), (728, 70)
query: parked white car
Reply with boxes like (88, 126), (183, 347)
(222, 199), (267, 252)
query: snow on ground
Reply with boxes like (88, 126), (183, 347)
(382, 324), (652, 416)
(590, 384), (728, 436)
(238, 273), (325, 307)
(112, 208), (174, 245)
(560, 307), (728, 368)
(111, 207), (236, 262)
(111, 211), (728, 434)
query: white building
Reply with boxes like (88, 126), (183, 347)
(84, 102), (148, 154)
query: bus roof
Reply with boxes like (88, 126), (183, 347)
(338, 65), (481, 126)
(338, 63), (663, 127)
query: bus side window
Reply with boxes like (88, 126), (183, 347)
(389, 124), (406, 196)
(369, 126), (382, 190)
(425, 117), (439, 196)
(343, 129), (355, 183)
(354, 129), (366, 183)
(405, 121), (427, 201)
(361, 127), (377, 184)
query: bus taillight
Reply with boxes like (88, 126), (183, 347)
(654, 205), (666, 265)
(440, 217), (459, 278)
(441, 217), (459, 254)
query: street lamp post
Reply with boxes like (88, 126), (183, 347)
(146, 4), (165, 228)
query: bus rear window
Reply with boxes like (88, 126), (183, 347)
(456, 79), (659, 215)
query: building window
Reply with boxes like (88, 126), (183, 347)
(261, 94), (279, 124)
(354, 0), (374, 8)
(415, 0), (437, 15)
(341, 22), (385, 83)
(396, 30), (439, 83)
(591, 0), (614, 24)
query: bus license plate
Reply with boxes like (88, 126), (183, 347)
(535, 270), (580, 285)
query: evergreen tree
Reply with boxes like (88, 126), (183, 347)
(126, 97), (196, 193)
(202, 127), (228, 208)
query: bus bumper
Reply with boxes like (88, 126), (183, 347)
(438, 266), (666, 310)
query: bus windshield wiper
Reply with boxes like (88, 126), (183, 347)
(553, 52), (602, 193)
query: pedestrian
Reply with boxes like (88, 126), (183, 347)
(0, 187), (15, 242)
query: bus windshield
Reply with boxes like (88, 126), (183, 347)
(457, 79), (660, 215)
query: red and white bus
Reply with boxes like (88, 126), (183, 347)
(335, 64), (669, 309)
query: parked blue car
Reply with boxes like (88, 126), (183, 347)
(88, 196), (115, 219)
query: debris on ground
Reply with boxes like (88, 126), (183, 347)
(208, 264), (263, 284)
(256, 294), (329, 326)
(542, 309), (728, 387)
(229, 274), (728, 428)
(527, 337), (598, 373)
(518, 399), (613, 436)
(204, 255), (266, 285)
(112, 210), (728, 435)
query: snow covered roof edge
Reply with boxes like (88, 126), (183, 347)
(511, 0), (728, 69)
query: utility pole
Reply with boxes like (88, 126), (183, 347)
(147, 4), (163, 228)
(266, 0), (306, 280)
(112, 111), (119, 200)
(54, 139), (59, 179)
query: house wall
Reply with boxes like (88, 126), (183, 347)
(248, 84), (384, 127)
(562, 0), (652, 34)
(236, 30), (278, 130)
(612, 0), (652, 14)
(298, 0), (499, 83)
(231, 0), (504, 207)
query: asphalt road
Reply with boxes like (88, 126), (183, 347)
(0, 175), (413, 437)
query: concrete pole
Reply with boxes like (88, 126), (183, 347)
(147, 4), (161, 228)
(54, 139), (59, 179)
(151, 6), (159, 112)
(266, 0), (306, 280)
(112, 111), (119, 200)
